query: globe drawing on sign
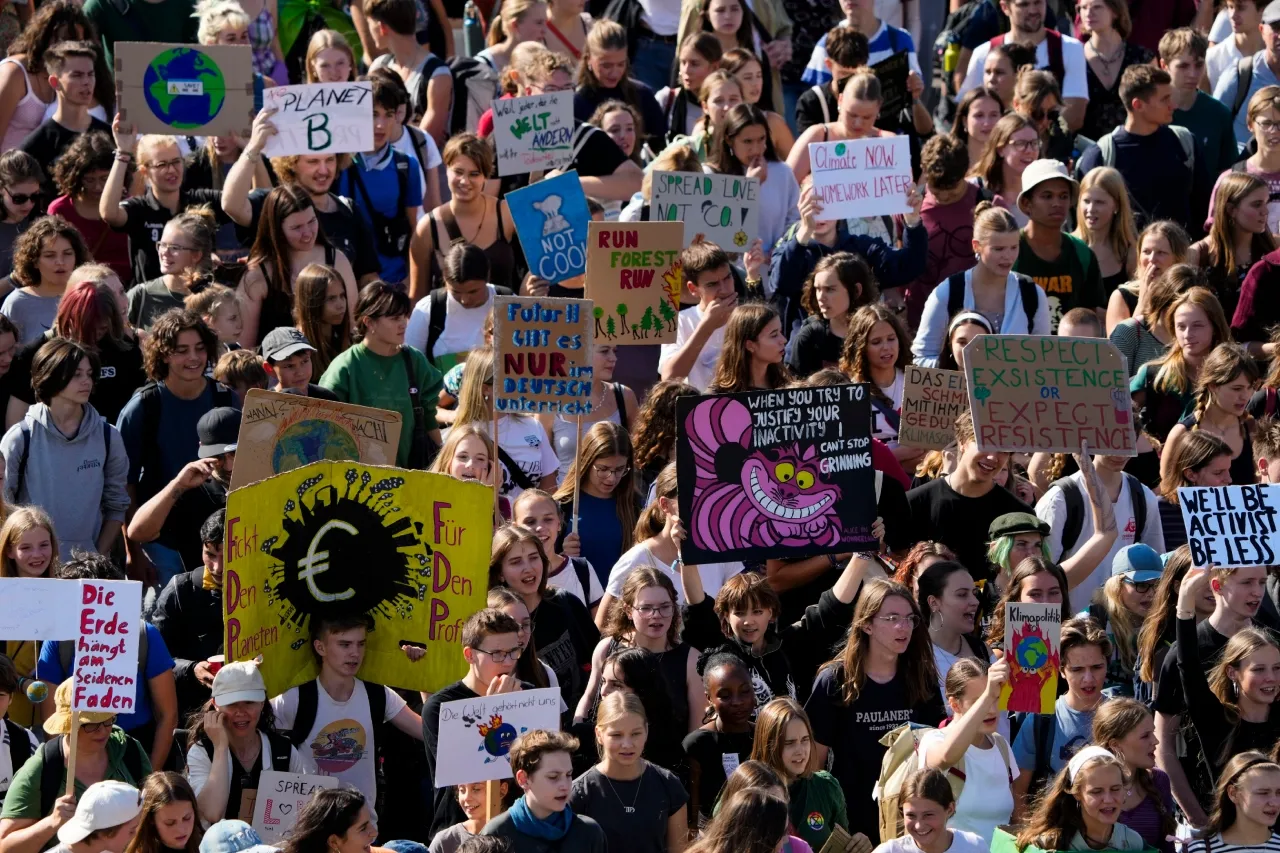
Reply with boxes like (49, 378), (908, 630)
(1016, 634), (1049, 672)
(142, 48), (226, 130)
(271, 419), (361, 475)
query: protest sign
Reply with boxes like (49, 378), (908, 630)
(492, 91), (574, 176)
(434, 687), (562, 787)
(252, 772), (341, 843)
(0, 580), (80, 641)
(1000, 602), (1060, 714)
(507, 172), (590, 283)
(872, 53), (910, 118)
(807, 136), (913, 221)
(492, 296), (594, 415)
(231, 389), (403, 491)
(965, 335), (1136, 456)
(261, 82), (373, 157)
(651, 171), (760, 250)
(115, 43), (258, 137)
(223, 462), (492, 697)
(899, 365), (967, 450)
(1179, 484), (1280, 568)
(675, 384), (877, 564)
(73, 581), (143, 714)
(584, 221), (684, 346)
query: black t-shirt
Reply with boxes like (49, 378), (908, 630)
(159, 477), (228, 570)
(904, 477), (1034, 580)
(1074, 126), (1210, 236)
(573, 80), (668, 153)
(531, 589), (600, 712)
(20, 117), (112, 177)
(8, 331), (147, 424)
(239, 189), (381, 281)
(795, 86), (838, 137)
(278, 383), (341, 401)
(499, 124), (629, 196)
(569, 764), (688, 853)
(115, 188), (226, 283)
(1154, 619), (1230, 717)
(787, 316), (843, 378)
(680, 728), (754, 823)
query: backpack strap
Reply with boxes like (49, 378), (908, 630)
(102, 421), (111, 475)
(497, 446), (537, 491)
(1033, 713), (1053, 789)
(1016, 274), (1039, 331)
(994, 735), (1015, 785)
(1169, 124), (1196, 170)
(425, 288), (449, 363)
(289, 680), (320, 747)
(1097, 132), (1115, 168)
(812, 85), (832, 125)
(946, 272), (967, 319)
(1233, 55), (1255, 120)
(612, 383), (628, 424)
(5, 720), (33, 781)
(121, 734), (144, 782)
(266, 731), (293, 770)
(364, 680), (387, 731)
(570, 556), (593, 603)
(1045, 30), (1065, 88)
(401, 347), (432, 469)
(138, 382), (165, 500)
(13, 422), (31, 502)
(1052, 476), (1084, 553)
(38, 737), (64, 817)
(1125, 472), (1147, 543)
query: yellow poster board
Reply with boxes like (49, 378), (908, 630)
(223, 462), (491, 697)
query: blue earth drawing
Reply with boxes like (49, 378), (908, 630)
(271, 419), (361, 474)
(1016, 635), (1049, 672)
(142, 48), (226, 130)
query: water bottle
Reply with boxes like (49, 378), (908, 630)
(463, 1), (483, 58)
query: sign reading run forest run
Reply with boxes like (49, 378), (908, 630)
(584, 221), (684, 346)
(964, 335), (1136, 456)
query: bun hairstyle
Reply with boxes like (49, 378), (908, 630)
(973, 201), (1021, 244)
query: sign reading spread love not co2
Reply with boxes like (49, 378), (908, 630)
(651, 171), (760, 251)
(492, 91), (574, 176)
(261, 82), (374, 156)
(808, 136), (913, 221)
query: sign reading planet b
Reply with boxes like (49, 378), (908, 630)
(115, 42), (256, 136)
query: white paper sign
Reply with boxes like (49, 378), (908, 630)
(650, 171), (760, 251)
(261, 82), (375, 157)
(252, 771), (341, 843)
(71, 580), (142, 714)
(1179, 484), (1280, 568)
(434, 687), (562, 787)
(492, 91), (574, 176)
(808, 136), (913, 221)
(0, 579), (80, 640)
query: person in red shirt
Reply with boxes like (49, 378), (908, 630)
(48, 131), (132, 286)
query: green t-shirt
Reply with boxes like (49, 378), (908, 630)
(82, 0), (199, 69)
(788, 770), (848, 850)
(1174, 91), (1241, 180)
(318, 343), (443, 467)
(1013, 232), (1105, 333)
(1, 729), (152, 821)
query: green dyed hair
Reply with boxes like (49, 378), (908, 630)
(987, 534), (1052, 576)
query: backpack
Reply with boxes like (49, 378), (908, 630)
(346, 152), (414, 260)
(932, 0), (986, 126)
(39, 733), (146, 816)
(424, 285), (514, 365)
(12, 420), (112, 502)
(441, 56), (500, 138)
(946, 271), (1039, 331)
(873, 722), (1014, 841)
(1096, 126), (1195, 175)
(991, 30), (1065, 90)
(135, 382), (236, 502)
(5, 719), (34, 784)
(1050, 473), (1148, 553)
(287, 679), (387, 748)
(1232, 55), (1255, 122)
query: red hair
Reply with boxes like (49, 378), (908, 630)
(54, 281), (108, 346)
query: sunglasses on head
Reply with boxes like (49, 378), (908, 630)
(6, 192), (40, 205)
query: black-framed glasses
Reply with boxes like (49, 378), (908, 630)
(5, 192), (41, 205)
(591, 463), (630, 478)
(471, 645), (523, 663)
(80, 716), (117, 733)
(1029, 107), (1060, 123)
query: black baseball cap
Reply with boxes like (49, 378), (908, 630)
(198, 407), (241, 458)
(261, 327), (316, 363)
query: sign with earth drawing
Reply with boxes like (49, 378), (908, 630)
(223, 462), (493, 697)
(230, 389), (403, 491)
(115, 42), (259, 137)
(1000, 602), (1060, 714)
(584, 221), (684, 346)
(434, 688), (562, 787)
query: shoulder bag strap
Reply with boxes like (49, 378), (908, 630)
(400, 348), (431, 469)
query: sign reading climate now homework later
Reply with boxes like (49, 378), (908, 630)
(808, 136), (913, 221)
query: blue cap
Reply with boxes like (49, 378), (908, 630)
(1112, 543), (1163, 583)
(200, 822), (266, 853)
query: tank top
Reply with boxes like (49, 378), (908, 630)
(1, 59), (51, 151)
(428, 203), (517, 289)
(1177, 412), (1257, 486)
(258, 245), (336, 342)
(551, 384), (627, 481)
(1101, 268), (1128, 296)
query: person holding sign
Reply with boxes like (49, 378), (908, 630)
(541, 345), (637, 483)
(36, 781), (143, 853)
(705, 105), (799, 256)
(1160, 342), (1260, 487)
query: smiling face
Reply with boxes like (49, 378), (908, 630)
(166, 329), (210, 384)
(728, 596), (774, 648)
(521, 751), (573, 814)
(1000, 126), (1041, 173)
(1112, 714), (1158, 770)
(903, 797), (952, 850)
(705, 663), (755, 728)
(447, 154), (485, 203)
(312, 47), (352, 82)
(456, 782), (490, 822)
(10, 526), (53, 578)
(515, 495), (561, 552)
(451, 434), (492, 483)
(1230, 766), (1280, 829)
(159, 221), (199, 277)
(598, 711), (647, 765)
(500, 540), (544, 597)
(957, 437), (1009, 486)
(600, 108), (636, 158)
(930, 569), (978, 635)
(1063, 643), (1107, 704)
(294, 154), (339, 195)
(144, 142), (184, 193)
(331, 805), (377, 853)
(283, 206), (320, 253)
(217, 699), (263, 739)
(1077, 763), (1126, 829)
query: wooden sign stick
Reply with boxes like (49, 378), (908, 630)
(65, 712), (80, 797)
(492, 408), (501, 519)
(485, 779), (502, 823)
(571, 413), (583, 534)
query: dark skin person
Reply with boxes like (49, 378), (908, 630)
(686, 662), (756, 819)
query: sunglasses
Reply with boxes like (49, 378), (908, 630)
(1029, 107), (1060, 123)
(6, 192), (41, 205)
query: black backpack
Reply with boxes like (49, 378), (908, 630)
(946, 271), (1039, 330)
(1231, 55), (1255, 122)
(5, 719), (34, 783)
(134, 382), (237, 502)
(39, 734), (146, 815)
(1050, 473), (1147, 553)
(424, 55), (500, 138)
(423, 286), (514, 366)
(286, 680), (387, 749)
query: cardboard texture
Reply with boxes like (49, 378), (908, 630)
(899, 365), (968, 450)
(261, 82), (374, 156)
(650, 171), (760, 250)
(492, 91), (574, 176)
(492, 296), (595, 415)
(507, 172), (591, 283)
(584, 221), (684, 347)
(115, 43), (257, 136)
(808, 136), (913, 221)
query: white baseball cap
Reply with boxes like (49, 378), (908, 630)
(58, 781), (142, 845)
(211, 662), (267, 707)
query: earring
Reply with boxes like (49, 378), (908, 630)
(929, 610), (943, 633)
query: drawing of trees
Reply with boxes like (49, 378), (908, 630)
(605, 317), (616, 338)
(658, 300), (677, 332)
(593, 306), (604, 338)
(640, 307), (656, 338)
(631, 323), (641, 340)
(616, 303), (629, 331)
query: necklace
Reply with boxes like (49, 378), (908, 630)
(462, 199), (489, 244)
(1089, 40), (1124, 70)
(602, 766), (644, 813)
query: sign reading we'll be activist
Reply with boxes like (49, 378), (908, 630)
(1179, 484), (1280, 568)
(808, 136), (913, 221)
(261, 82), (373, 156)
(492, 91), (574, 176)
(965, 335), (1136, 456)
(493, 296), (594, 415)
(651, 171), (760, 251)
(73, 581), (143, 713)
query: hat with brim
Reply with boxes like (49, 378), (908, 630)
(43, 678), (114, 736)
(210, 661), (267, 707)
(1112, 543), (1163, 584)
(56, 782), (143, 845)
(1017, 158), (1079, 211)
(989, 512), (1050, 540)
(1265, 0), (1280, 25)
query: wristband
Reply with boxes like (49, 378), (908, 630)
(113, 150), (134, 161)
(1175, 609), (1195, 621)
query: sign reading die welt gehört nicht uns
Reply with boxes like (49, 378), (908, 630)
(651, 171), (760, 251)
(964, 335), (1136, 456)
(74, 580), (143, 713)
(492, 91), (574, 176)
(493, 296), (595, 415)
(675, 384), (878, 565)
(807, 136), (913, 221)
(898, 365), (967, 450)
(507, 172), (591, 284)
(115, 43), (258, 136)
(1179, 484), (1280, 568)
(434, 687), (563, 788)
(261, 82), (374, 157)
(585, 221), (684, 346)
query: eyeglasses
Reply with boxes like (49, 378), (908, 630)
(80, 716), (117, 733)
(1127, 580), (1157, 594)
(471, 645), (523, 663)
(5, 192), (41, 205)
(874, 614), (919, 628)
(1029, 107), (1060, 123)
(633, 603), (674, 617)
(1006, 138), (1041, 152)
(147, 158), (184, 172)
(1258, 118), (1280, 134)
(157, 242), (196, 254)
(591, 463), (630, 478)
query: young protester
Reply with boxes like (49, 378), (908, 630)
(1090, 698), (1176, 853)
(1011, 747), (1146, 851)
(706, 304), (789, 394)
(550, 423), (636, 585)
(259, 328), (338, 400)
(1, 216), (87, 346)
(364, 68), (442, 213)
(657, 33), (722, 142)
(840, 304), (912, 462)
(967, 113), (1041, 227)
(588, 101), (645, 179)
(406, 244), (502, 372)
(542, 346), (637, 482)
(1088, 544), (1162, 695)
(487, 586), (555, 693)
(935, 313), (993, 373)
(126, 773), (201, 853)
(981, 43), (1034, 113)
(573, 21), (667, 155)
(511, 489), (597, 605)
(17, 41), (110, 177)
(657, 241), (742, 391)
(429, 781), (513, 853)
(0, 655), (39, 798)
(1073, 167), (1137, 298)
(1198, 173), (1277, 326)
(871, 768), (986, 853)
(0, 508), (57, 581)
(1134, 547), (1209, 699)
(125, 208), (218, 333)
(282, 789), (378, 853)
(681, 653), (755, 825)
(1109, 263), (1200, 380)
(705, 104), (799, 254)
(292, 264), (352, 380)
(954, 87), (1007, 174)
(629, 381), (697, 493)
(363, 0), (452, 146)
(1157, 430), (1235, 552)
(748, 699), (847, 850)
(721, 49), (794, 158)
(475, 0), (547, 77)
(1159, 29), (1240, 181)
(786, 253), (876, 377)
(1163, 342), (1259, 486)
(1076, 0), (1152, 142)
(657, 69), (745, 162)
(305, 29), (356, 83)
(986, 556), (1073, 659)
(184, 284), (243, 359)
(1212, 0), (1280, 149)
(46, 133), (128, 286)
(0, 154), (43, 284)
(15, 780), (143, 853)
(1207, 0), (1265, 90)
(1184, 752), (1280, 853)
(682, 787), (788, 853)
(916, 563), (986, 698)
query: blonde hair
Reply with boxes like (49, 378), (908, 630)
(1099, 575), (1142, 672)
(305, 29), (356, 83)
(1206, 629), (1280, 764)
(0, 507), (58, 578)
(642, 143), (702, 202)
(194, 0), (249, 44)
(634, 462), (676, 541)
(1016, 753), (1130, 852)
(595, 691), (647, 737)
(1074, 167), (1137, 265)
(453, 347), (495, 428)
(1151, 287), (1231, 396)
(184, 283), (238, 320)
(428, 423), (497, 481)
(488, 0), (545, 46)
(973, 200), (1020, 244)
(137, 135), (181, 168)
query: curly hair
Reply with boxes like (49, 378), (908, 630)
(142, 310), (218, 382)
(51, 131), (121, 200)
(9, 1), (112, 112)
(9, 216), (89, 289)
(268, 152), (353, 185)
(838, 303), (909, 405)
(631, 380), (698, 474)
(602, 566), (683, 649)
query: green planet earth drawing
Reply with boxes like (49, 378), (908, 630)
(143, 48), (226, 129)
(1016, 634), (1049, 672)
(271, 419), (361, 475)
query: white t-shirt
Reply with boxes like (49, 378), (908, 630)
(404, 284), (496, 365)
(0, 722), (38, 795)
(551, 409), (622, 483)
(606, 541), (744, 603)
(659, 305), (726, 391)
(1207, 38), (1246, 93)
(959, 33), (1088, 100)
(270, 678), (406, 805)
(872, 370), (905, 447)
(495, 415), (559, 500)
(916, 732), (1016, 846)
(637, 0), (681, 37)
(871, 830), (989, 853)
(1210, 8), (1234, 43)
(546, 554), (605, 606)
(185, 732), (316, 813)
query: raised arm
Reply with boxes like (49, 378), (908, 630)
(221, 109), (277, 227)
(923, 652), (1009, 768)
(99, 115), (136, 228)
(1058, 447), (1119, 591)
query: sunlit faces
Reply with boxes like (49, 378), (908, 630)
(1216, 566), (1267, 620)
(3, 181), (41, 223)
(1172, 303), (1213, 360)
(166, 329), (211, 384)
(362, 312), (408, 350)
(9, 526), (53, 578)
(312, 48), (353, 82)
(949, 320), (989, 369)
(983, 53), (1016, 104)
(865, 320), (900, 373)
(207, 300), (244, 344)
(731, 56), (765, 105)
(331, 805), (377, 853)
(930, 569), (979, 635)
(447, 155), (486, 203)
(371, 105), (395, 150)
(526, 68), (573, 96)
(600, 108), (636, 158)
(707, 0), (744, 34)
(599, 659), (630, 698)
(1118, 578), (1156, 617)
(839, 96), (881, 138)
(153, 800), (195, 850)
(511, 3), (548, 43)
(1016, 570), (1064, 605)
(1138, 232), (1175, 278)
(813, 270), (853, 319)
(1111, 715), (1159, 769)
(1228, 766), (1280, 828)
(96, 814), (140, 853)
(314, 627), (368, 677)
(703, 78), (744, 127)
(450, 434), (493, 483)
(1232, 186), (1272, 235)
(598, 711), (647, 764)
(863, 593), (917, 656)
(1024, 179), (1073, 229)
(293, 154), (339, 196)
(729, 123), (769, 169)
(593, 344), (617, 382)
(630, 584), (675, 642)
(745, 317), (786, 365)
(37, 236), (77, 289)
(456, 782), (493, 823)
(1262, 18), (1280, 60)
(949, 672), (1000, 733)
(465, 630), (521, 682)
(1077, 0), (1113, 34)
(586, 454), (629, 497)
(271, 350), (315, 391)
(780, 717), (812, 778)
(515, 494), (562, 552)
(283, 207), (320, 253)
(217, 698), (263, 738)
(500, 539), (545, 597)
(1004, 0), (1046, 34)
(1163, 51), (1204, 92)
(999, 126), (1041, 173)
(52, 55), (95, 106)
(203, 540), (225, 583)
(1062, 643), (1107, 703)
(519, 751), (574, 815)
(965, 95), (1003, 147)
(690, 264), (736, 307)
(1080, 187), (1116, 235)
(1184, 453), (1233, 487)
(143, 142), (185, 192)
(958, 436), (1010, 485)
(1007, 534), (1044, 573)
(902, 796), (953, 851)
(1252, 107), (1280, 149)
(57, 357), (95, 406)
(1209, 371), (1257, 419)
(589, 47), (628, 90)
(212, 23), (250, 44)
(321, 278), (348, 325)
(679, 43), (715, 93)
(1075, 763), (1127, 829)
(1228, 0), (1262, 34)
(498, 597), (534, 652)
(158, 221), (200, 277)
(727, 598), (773, 648)
(704, 662), (755, 728)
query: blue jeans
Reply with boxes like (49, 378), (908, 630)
(631, 35), (677, 100)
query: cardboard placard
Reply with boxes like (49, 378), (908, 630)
(230, 390), (403, 492)
(507, 172), (590, 284)
(115, 43), (258, 137)
(872, 53), (910, 118)
(1179, 484), (1280, 568)
(808, 136), (913, 221)
(492, 296), (594, 415)
(0, 579), (80, 640)
(261, 82), (374, 156)
(434, 688), (562, 787)
(965, 335), (1136, 456)
(223, 462), (492, 697)
(584, 221), (684, 346)
(492, 91), (574, 176)
(1000, 602), (1060, 714)
(675, 384), (877, 565)
(650, 171), (760, 251)
(898, 365), (967, 450)
(73, 581), (143, 714)
(252, 771), (341, 843)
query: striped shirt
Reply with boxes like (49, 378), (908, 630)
(801, 20), (920, 86)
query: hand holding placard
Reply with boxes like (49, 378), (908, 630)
(261, 83), (374, 156)
(807, 136), (913, 221)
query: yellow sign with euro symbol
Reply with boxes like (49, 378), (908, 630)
(223, 462), (491, 697)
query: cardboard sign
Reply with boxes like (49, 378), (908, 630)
(492, 91), (574, 176)
(651, 171), (760, 251)
(584, 221), (684, 347)
(899, 365), (967, 450)
(223, 462), (492, 697)
(434, 688), (562, 787)
(492, 296), (594, 415)
(252, 771), (341, 843)
(675, 384), (877, 565)
(965, 335), (1136, 456)
(73, 581), (143, 714)
(1000, 602), (1060, 714)
(261, 82), (374, 156)
(0, 579), (80, 641)
(115, 43), (258, 137)
(808, 136), (913, 221)
(507, 172), (590, 284)
(872, 53), (910, 118)
(1179, 484), (1280, 568)
(230, 390), (403, 491)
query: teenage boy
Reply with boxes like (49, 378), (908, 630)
(423, 609), (525, 837)
(1056, 306), (1102, 337)
(1254, 416), (1280, 479)
(271, 614), (423, 807)
(0, 655), (38, 798)
(367, 68), (442, 211)
(1214, 0), (1280, 146)
(658, 241), (741, 391)
(1208, 0), (1264, 91)
(261, 327), (338, 400)
(19, 42), (111, 177)
(46, 781), (143, 853)
(794, 28), (869, 135)
(905, 410), (1034, 579)
(1162, 30), (1242, 180)
(213, 351), (269, 406)
(906, 134), (982, 328)
(364, 0), (452, 147)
